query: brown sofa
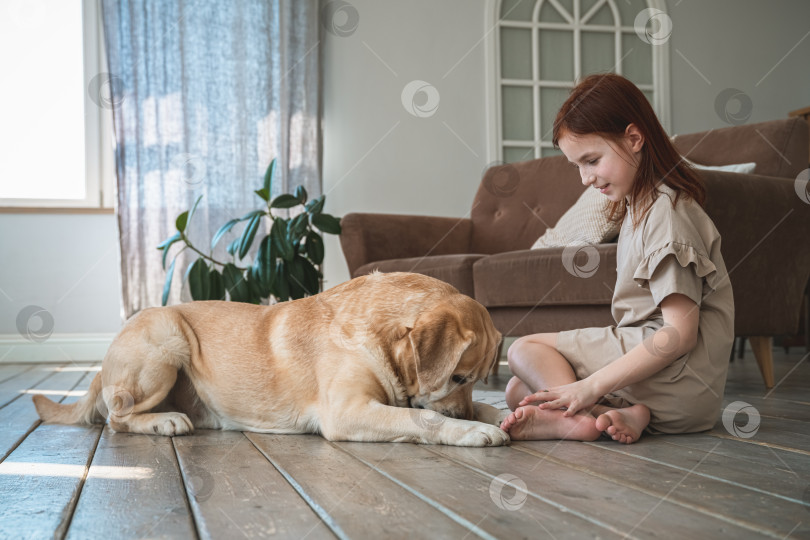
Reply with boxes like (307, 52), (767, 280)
(340, 118), (810, 387)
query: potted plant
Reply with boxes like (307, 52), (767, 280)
(157, 159), (341, 305)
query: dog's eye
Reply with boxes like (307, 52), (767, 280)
(451, 375), (467, 385)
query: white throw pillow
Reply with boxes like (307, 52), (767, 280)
(683, 156), (757, 174)
(531, 187), (620, 249)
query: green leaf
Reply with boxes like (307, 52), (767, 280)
(254, 188), (270, 202)
(239, 209), (266, 221)
(211, 218), (240, 250)
(270, 194), (301, 209)
(300, 256), (322, 296)
(227, 238), (240, 257)
(176, 210), (189, 233)
(158, 232), (182, 269)
(273, 261), (290, 302)
(209, 268), (225, 300)
(185, 258), (210, 300)
(311, 213), (342, 235)
(162, 257), (177, 306)
(254, 235), (276, 290)
(186, 195), (204, 228)
(271, 218), (294, 261)
(294, 185), (308, 205)
(288, 213), (309, 242)
(237, 213), (263, 260)
(305, 231), (325, 265)
(305, 196), (324, 215)
(247, 266), (267, 301)
(157, 231), (182, 250)
(222, 263), (250, 303)
(263, 159), (276, 193)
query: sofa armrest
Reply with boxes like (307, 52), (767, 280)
(339, 213), (473, 276)
(701, 169), (810, 335)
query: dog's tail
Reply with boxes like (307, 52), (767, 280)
(33, 371), (105, 425)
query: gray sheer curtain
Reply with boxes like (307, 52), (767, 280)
(102, 0), (321, 319)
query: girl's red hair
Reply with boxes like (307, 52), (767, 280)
(552, 73), (705, 228)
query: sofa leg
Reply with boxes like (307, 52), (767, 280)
(749, 336), (775, 388)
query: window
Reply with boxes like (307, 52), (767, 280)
(0, 0), (114, 209)
(487, 0), (670, 163)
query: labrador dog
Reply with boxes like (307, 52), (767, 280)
(34, 272), (509, 446)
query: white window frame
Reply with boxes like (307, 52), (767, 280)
(0, 0), (115, 210)
(485, 0), (671, 164)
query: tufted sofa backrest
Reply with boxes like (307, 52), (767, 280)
(470, 155), (585, 255)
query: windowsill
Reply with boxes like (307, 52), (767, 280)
(0, 206), (114, 215)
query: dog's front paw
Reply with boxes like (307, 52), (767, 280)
(151, 412), (194, 436)
(456, 423), (510, 447)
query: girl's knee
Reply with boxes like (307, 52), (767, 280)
(507, 336), (553, 371)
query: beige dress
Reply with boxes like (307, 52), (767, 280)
(555, 184), (734, 434)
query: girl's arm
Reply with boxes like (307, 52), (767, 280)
(520, 293), (700, 415)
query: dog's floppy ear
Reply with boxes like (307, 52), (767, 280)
(408, 305), (474, 391)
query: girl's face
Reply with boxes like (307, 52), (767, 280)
(557, 125), (644, 203)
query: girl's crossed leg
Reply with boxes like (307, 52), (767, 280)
(501, 333), (650, 444)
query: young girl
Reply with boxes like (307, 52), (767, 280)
(500, 73), (734, 444)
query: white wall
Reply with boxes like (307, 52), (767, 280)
(667, 0), (810, 134)
(2, 0), (809, 360)
(0, 213), (122, 361)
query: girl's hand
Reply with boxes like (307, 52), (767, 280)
(518, 379), (602, 416)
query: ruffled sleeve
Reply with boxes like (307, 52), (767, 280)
(633, 241), (720, 307)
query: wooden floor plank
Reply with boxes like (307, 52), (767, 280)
(0, 363), (35, 385)
(426, 443), (763, 539)
(66, 427), (197, 540)
(652, 432), (810, 477)
(719, 394), (810, 423)
(338, 441), (626, 539)
(709, 416), (810, 453)
(584, 435), (809, 509)
(247, 433), (476, 539)
(173, 430), (335, 539)
(0, 363), (96, 463)
(0, 423), (102, 540)
(0, 363), (68, 409)
(512, 439), (806, 538)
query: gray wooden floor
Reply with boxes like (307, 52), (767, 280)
(0, 347), (808, 539)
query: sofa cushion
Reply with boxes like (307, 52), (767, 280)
(473, 245), (617, 308)
(531, 186), (621, 248)
(354, 254), (486, 297)
(672, 117), (808, 179)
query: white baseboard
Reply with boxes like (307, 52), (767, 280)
(0, 334), (115, 363)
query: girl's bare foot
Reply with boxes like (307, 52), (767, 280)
(594, 404), (650, 444)
(499, 406), (602, 441)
